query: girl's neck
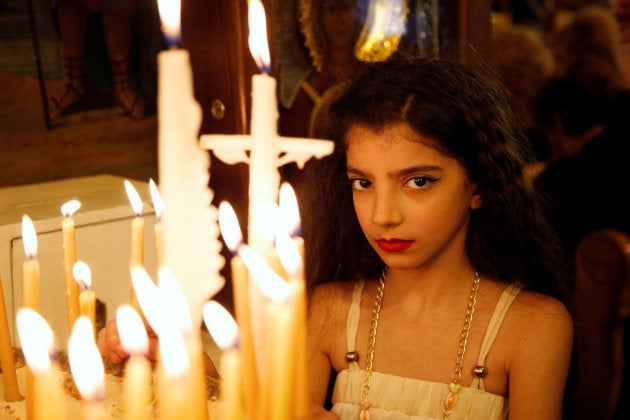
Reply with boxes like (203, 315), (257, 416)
(382, 265), (477, 309)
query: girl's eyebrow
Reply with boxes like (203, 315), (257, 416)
(346, 165), (443, 177)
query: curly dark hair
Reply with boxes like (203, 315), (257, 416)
(299, 54), (571, 302)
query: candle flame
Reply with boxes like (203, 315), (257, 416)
(279, 182), (301, 237)
(218, 201), (244, 253)
(16, 308), (54, 372)
(239, 245), (291, 302)
(73, 260), (92, 290)
(248, 0), (271, 73)
(276, 232), (303, 280)
(158, 319), (190, 378)
(149, 178), (165, 220)
(117, 304), (149, 356)
(158, 267), (192, 333)
(69, 316), (105, 401)
(131, 266), (164, 334)
(124, 180), (144, 216)
(202, 300), (238, 350)
(157, 0), (181, 46)
(60, 199), (81, 218)
(21, 214), (37, 259)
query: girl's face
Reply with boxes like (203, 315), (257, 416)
(346, 123), (482, 271)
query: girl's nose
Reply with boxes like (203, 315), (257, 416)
(371, 189), (403, 227)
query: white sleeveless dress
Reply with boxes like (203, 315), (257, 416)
(331, 282), (521, 419)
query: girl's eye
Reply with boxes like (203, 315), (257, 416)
(350, 178), (372, 190)
(406, 176), (436, 189)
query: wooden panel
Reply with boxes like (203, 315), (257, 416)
(181, 0), (248, 135)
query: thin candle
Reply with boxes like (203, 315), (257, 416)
(22, 214), (39, 420)
(22, 215), (39, 310)
(61, 199), (81, 333)
(158, 267), (207, 420)
(16, 308), (66, 420)
(73, 261), (95, 334)
(68, 316), (109, 420)
(124, 180), (144, 267)
(149, 178), (164, 267)
(238, 245), (294, 418)
(117, 305), (152, 420)
(279, 182), (305, 261)
(203, 300), (243, 419)
(0, 273), (19, 401)
(124, 180), (145, 319)
(130, 266), (162, 334)
(218, 201), (259, 414)
(276, 233), (309, 417)
(156, 319), (191, 419)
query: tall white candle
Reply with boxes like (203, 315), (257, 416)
(157, 0), (225, 329)
(247, 0), (278, 260)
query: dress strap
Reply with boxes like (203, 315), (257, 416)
(346, 280), (365, 368)
(471, 283), (521, 390)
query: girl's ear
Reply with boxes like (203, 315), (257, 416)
(470, 189), (482, 210)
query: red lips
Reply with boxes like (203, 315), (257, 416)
(375, 239), (414, 252)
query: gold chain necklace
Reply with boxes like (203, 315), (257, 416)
(358, 270), (481, 420)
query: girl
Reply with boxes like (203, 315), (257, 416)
(301, 56), (574, 419)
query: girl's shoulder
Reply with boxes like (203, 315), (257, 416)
(498, 284), (574, 358)
(310, 280), (361, 307)
(485, 278), (571, 325)
(510, 287), (572, 324)
(308, 280), (364, 325)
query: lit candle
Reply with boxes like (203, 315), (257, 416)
(156, 0), (225, 329)
(22, 214), (39, 420)
(276, 232), (309, 417)
(61, 199), (81, 333)
(203, 300), (243, 419)
(22, 215), (39, 310)
(73, 261), (95, 334)
(218, 201), (259, 414)
(68, 316), (109, 420)
(117, 305), (152, 420)
(247, 0), (278, 262)
(130, 266), (162, 333)
(279, 182), (305, 261)
(156, 319), (191, 419)
(266, 204), (288, 279)
(124, 180), (144, 267)
(124, 180), (146, 319)
(238, 245), (294, 419)
(132, 265), (207, 420)
(198, 0), (334, 369)
(16, 308), (66, 420)
(158, 267), (207, 420)
(0, 273), (19, 401)
(149, 178), (164, 267)
(278, 182), (309, 415)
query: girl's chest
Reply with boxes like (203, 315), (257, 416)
(328, 300), (511, 396)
